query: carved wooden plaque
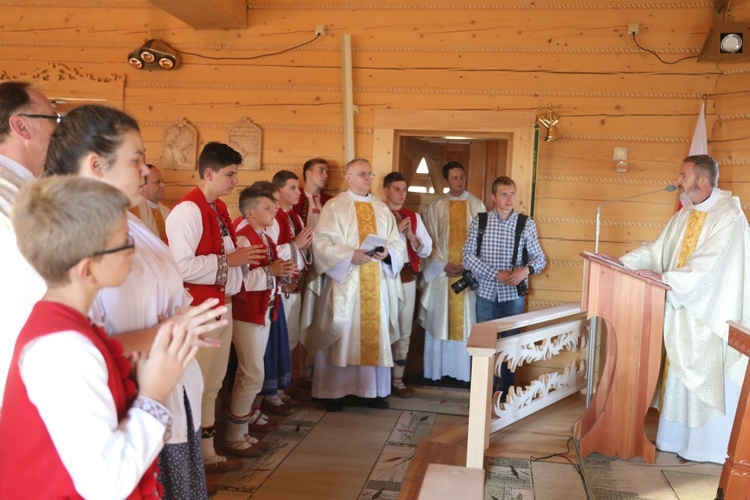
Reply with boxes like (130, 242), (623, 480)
(227, 117), (262, 170)
(162, 118), (198, 171)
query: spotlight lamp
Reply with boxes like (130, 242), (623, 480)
(698, 0), (750, 62)
(127, 39), (181, 71)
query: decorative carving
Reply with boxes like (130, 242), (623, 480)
(227, 118), (262, 171)
(162, 118), (198, 171)
(495, 326), (586, 374)
(492, 361), (587, 419)
(0, 62), (123, 84)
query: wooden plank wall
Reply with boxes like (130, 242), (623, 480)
(1, 0), (749, 310)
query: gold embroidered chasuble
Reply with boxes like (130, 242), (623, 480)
(355, 202), (382, 366)
(620, 190), (750, 428)
(418, 192), (486, 342)
(448, 201), (468, 341)
(301, 191), (406, 368)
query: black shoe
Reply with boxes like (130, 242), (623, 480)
(356, 396), (390, 409)
(326, 398), (344, 412)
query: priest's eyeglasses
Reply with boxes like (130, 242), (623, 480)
(350, 171), (376, 178)
(91, 234), (136, 258)
(18, 112), (62, 124)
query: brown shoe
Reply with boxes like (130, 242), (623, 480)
(393, 384), (415, 399)
(248, 416), (280, 433)
(206, 480), (219, 496)
(218, 438), (270, 458)
(204, 454), (243, 474)
(261, 398), (295, 416)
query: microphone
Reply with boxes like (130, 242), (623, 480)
(594, 185), (676, 253)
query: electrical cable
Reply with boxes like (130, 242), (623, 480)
(631, 33), (699, 65)
(530, 437), (585, 483)
(174, 33), (322, 61)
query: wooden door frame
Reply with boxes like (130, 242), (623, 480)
(372, 110), (536, 214)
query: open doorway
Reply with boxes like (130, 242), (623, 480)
(396, 134), (510, 213)
(372, 110), (537, 387)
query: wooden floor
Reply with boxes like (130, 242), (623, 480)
(399, 392), (661, 498)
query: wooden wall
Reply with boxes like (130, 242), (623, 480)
(2, 0), (750, 309)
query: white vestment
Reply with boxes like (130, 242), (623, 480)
(132, 199), (170, 241)
(302, 191), (405, 398)
(620, 188), (750, 463)
(0, 155), (46, 407)
(418, 191), (485, 381)
(90, 214), (201, 445)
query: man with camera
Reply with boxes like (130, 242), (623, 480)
(463, 176), (546, 398)
(419, 161), (486, 383)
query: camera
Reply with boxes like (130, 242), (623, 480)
(451, 270), (479, 294)
(516, 279), (529, 296)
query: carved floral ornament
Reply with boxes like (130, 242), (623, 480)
(492, 321), (588, 422)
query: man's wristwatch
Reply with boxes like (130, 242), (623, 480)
(527, 265), (535, 275)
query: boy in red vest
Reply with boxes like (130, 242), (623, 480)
(292, 157), (332, 228)
(0, 176), (198, 498)
(382, 172), (433, 397)
(226, 185), (294, 452)
(166, 142), (265, 472)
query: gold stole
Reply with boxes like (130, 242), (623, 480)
(151, 206), (167, 243)
(448, 200), (468, 341)
(658, 209), (707, 409)
(129, 206), (140, 218)
(355, 202), (381, 366)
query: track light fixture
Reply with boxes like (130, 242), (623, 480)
(127, 39), (181, 70)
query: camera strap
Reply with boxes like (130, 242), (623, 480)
(511, 214), (529, 270)
(475, 212), (488, 257)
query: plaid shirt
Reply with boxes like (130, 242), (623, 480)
(462, 210), (546, 302)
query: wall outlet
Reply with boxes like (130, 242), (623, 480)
(315, 24), (326, 36)
(627, 23), (640, 35)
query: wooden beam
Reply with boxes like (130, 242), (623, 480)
(148, 0), (246, 30)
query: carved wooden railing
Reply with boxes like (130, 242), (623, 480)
(465, 303), (588, 469)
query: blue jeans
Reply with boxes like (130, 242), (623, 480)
(476, 295), (525, 395)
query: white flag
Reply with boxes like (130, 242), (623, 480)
(689, 100), (708, 156)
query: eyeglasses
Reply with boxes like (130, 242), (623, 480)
(349, 171), (376, 178)
(91, 234), (135, 258)
(18, 112), (62, 124)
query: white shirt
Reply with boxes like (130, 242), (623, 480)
(166, 201), (243, 296)
(392, 210), (433, 264)
(265, 216), (310, 269)
(21, 331), (166, 499)
(235, 218), (278, 292)
(0, 155), (46, 406)
(89, 214), (201, 444)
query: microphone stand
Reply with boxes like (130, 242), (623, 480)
(585, 185), (677, 408)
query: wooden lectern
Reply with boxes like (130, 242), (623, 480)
(573, 252), (669, 464)
(716, 322), (750, 499)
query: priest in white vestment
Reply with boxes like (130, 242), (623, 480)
(418, 161), (486, 382)
(614, 154), (750, 464)
(303, 158), (405, 411)
(131, 164), (170, 242)
(0, 82), (57, 407)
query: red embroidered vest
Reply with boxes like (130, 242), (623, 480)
(231, 221), (279, 325)
(392, 208), (420, 273)
(292, 190), (331, 225)
(274, 209), (304, 245)
(0, 301), (152, 499)
(172, 187), (236, 305)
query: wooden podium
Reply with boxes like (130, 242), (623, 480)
(573, 252), (669, 463)
(716, 322), (750, 499)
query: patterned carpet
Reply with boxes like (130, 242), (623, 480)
(485, 453), (722, 500)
